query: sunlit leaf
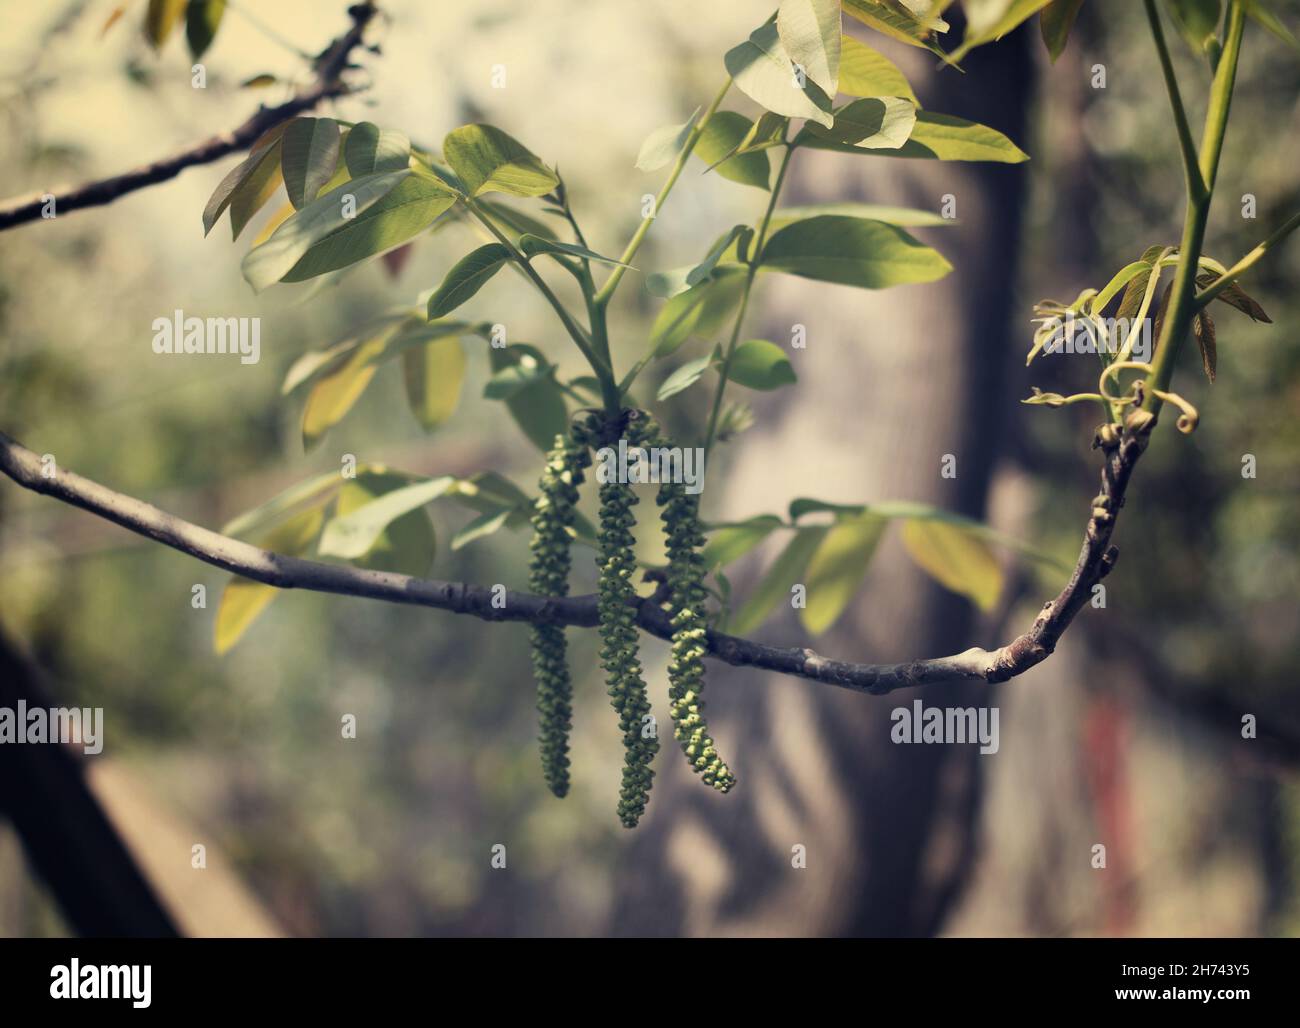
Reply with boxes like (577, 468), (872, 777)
(144, 0), (186, 49)
(837, 34), (917, 102)
(649, 268), (747, 357)
(443, 123), (558, 198)
(777, 0), (842, 96)
(702, 514), (783, 569)
(343, 121), (411, 176)
(899, 517), (1003, 611)
(724, 22), (835, 128)
(332, 470), (436, 574)
(696, 112), (773, 189)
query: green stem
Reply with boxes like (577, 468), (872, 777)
(1195, 209), (1300, 308)
(701, 144), (794, 460)
(592, 78), (732, 310)
(463, 198), (617, 405)
(1142, 1), (1246, 413)
(1143, 0), (1207, 202)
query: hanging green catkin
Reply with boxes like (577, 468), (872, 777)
(527, 431), (590, 798)
(639, 414), (736, 794)
(582, 413), (659, 828)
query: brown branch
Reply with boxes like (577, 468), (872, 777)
(0, 2), (378, 232)
(0, 422), (1151, 696)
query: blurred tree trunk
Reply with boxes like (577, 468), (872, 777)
(610, 24), (1036, 936)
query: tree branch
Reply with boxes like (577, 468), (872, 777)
(0, 2), (378, 232)
(0, 422), (1151, 697)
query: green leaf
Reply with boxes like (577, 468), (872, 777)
(789, 497), (866, 521)
(657, 353), (715, 401)
(214, 506), (323, 655)
(728, 339), (797, 390)
(343, 121), (411, 176)
(452, 470), (532, 521)
(696, 112), (773, 189)
(800, 513), (886, 634)
(899, 517), (1004, 611)
(518, 234), (630, 267)
(1040, 0), (1084, 61)
(1163, 0), (1222, 55)
(426, 243), (512, 319)
(728, 526), (827, 635)
(759, 215), (952, 289)
(770, 202), (952, 229)
(281, 117), (341, 210)
(203, 138), (277, 236)
(776, 0), (842, 96)
(702, 514), (783, 569)
(489, 348), (568, 451)
(813, 110), (1028, 162)
(185, 0), (225, 58)
(451, 508), (513, 551)
(332, 470), (436, 574)
(650, 225), (751, 298)
(635, 107), (701, 172)
(318, 476), (455, 560)
(724, 22), (835, 129)
(241, 170), (410, 291)
(799, 96), (917, 150)
(837, 34), (917, 103)
(483, 353), (550, 399)
(228, 140), (283, 241)
(282, 172), (456, 282)
(648, 268), (747, 357)
(145, 0), (186, 49)
(401, 334), (466, 429)
(841, 0), (951, 58)
(443, 123), (559, 198)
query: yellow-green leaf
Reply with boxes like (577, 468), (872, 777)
(144, 0), (186, 49)
(899, 517), (1003, 611)
(443, 123), (558, 198)
(729, 526), (827, 635)
(402, 335), (466, 429)
(800, 514), (886, 634)
(837, 34), (918, 102)
(214, 506), (323, 654)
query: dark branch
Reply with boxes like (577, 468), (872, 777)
(0, 422), (1150, 696)
(0, 2), (377, 232)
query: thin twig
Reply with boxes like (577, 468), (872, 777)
(0, 423), (1150, 696)
(0, 2), (378, 232)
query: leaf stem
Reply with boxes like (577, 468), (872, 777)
(1195, 208), (1300, 308)
(1143, 0), (1207, 202)
(592, 78), (732, 310)
(701, 143), (795, 461)
(462, 197), (616, 404)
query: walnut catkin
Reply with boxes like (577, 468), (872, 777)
(527, 431), (590, 798)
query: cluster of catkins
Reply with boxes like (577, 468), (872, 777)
(528, 409), (734, 828)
